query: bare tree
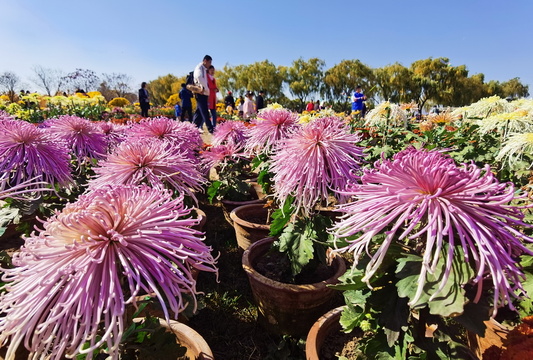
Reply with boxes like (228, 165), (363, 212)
(30, 65), (67, 96)
(63, 68), (100, 93)
(0, 71), (21, 102)
(101, 73), (133, 98)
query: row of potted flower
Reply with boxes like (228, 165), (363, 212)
(203, 101), (533, 359)
(0, 112), (219, 359)
(1, 93), (533, 358)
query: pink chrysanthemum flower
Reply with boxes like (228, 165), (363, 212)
(270, 116), (364, 216)
(129, 117), (202, 158)
(0, 119), (72, 188)
(45, 115), (107, 162)
(212, 120), (248, 148)
(88, 137), (205, 200)
(199, 144), (248, 175)
(244, 108), (300, 156)
(0, 184), (217, 359)
(0, 110), (15, 123)
(331, 147), (533, 314)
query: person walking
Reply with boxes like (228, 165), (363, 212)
(179, 83), (193, 122)
(255, 90), (265, 111)
(192, 55), (213, 133)
(138, 82), (150, 117)
(207, 65), (219, 131)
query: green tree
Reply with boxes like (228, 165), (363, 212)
(285, 58), (325, 110)
(148, 74), (180, 106)
(409, 57), (471, 110)
(450, 72), (487, 106)
(373, 63), (414, 104)
(322, 59), (374, 112)
(501, 77), (529, 99)
(217, 61), (286, 102)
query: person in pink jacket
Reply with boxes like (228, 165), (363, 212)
(243, 91), (256, 120)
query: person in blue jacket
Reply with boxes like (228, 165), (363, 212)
(174, 101), (182, 121)
(179, 83), (193, 122)
(351, 86), (367, 117)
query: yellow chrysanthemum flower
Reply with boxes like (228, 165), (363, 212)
(298, 114), (311, 124)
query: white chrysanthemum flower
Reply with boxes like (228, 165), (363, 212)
(461, 96), (515, 120)
(511, 99), (533, 114)
(364, 101), (408, 127)
(476, 109), (533, 135)
(496, 132), (533, 167)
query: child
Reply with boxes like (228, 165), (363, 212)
(174, 101), (182, 121)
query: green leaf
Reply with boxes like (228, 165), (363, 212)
(269, 197), (294, 237)
(396, 245), (474, 317)
(517, 264), (533, 318)
(453, 301), (490, 336)
(339, 303), (364, 332)
(207, 181), (222, 203)
(277, 221), (315, 276)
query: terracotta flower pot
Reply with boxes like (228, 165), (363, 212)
(242, 237), (346, 337)
(230, 203), (271, 250)
(305, 306), (344, 360)
(467, 319), (510, 359)
(245, 178), (267, 200)
(221, 198), (264, 226)
(134, 318), (214, 360)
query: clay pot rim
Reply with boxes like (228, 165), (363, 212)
(133, 317), (214, 360)
(230, 203), (270, 230)
(305, 305), (346, 360)
(242, 237), (347, 292)
(221, 198), (265, 206)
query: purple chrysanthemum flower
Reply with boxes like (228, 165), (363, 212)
(0, 184), (217, 359)
(98, 121), (128, 150)
(0, 119), (72, 188)
(129, 117), (202, 158)
(212, 120), (248, 148)
(0, 174), (51, 200)
(270, 116), (363, 216)
(244, 108), (300, 156)
(331, 147), (533, 313)
(45, 115), (107, 162)
(88, 137), (205, 201)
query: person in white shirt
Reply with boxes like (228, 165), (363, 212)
(192, 55), (214, 133)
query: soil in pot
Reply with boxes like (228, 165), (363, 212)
(319, 328), (364, 360)
(242, 237), (346, 337)
(254, 248), (335, 285)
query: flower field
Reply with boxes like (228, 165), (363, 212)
(1, 95), (533, 359)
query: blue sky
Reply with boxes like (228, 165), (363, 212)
(1, 0), (532, 96)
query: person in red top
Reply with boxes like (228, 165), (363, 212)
(207, 65), (219, 132)
(306, 100), (314, 111)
